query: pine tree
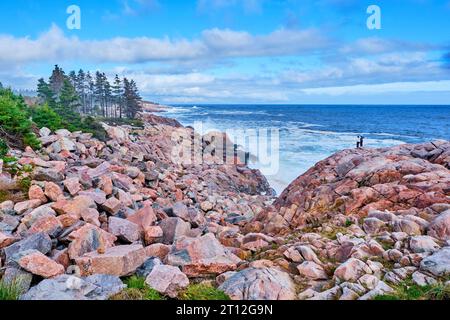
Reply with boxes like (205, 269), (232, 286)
(123, 78), (142, 119)
(112, 75), (123, 118)
(57, 79), (83, 130)
(37, 78), (55, 106)
(86, 71), (95, 114)
(76, 69), (86, 113)
(49, 65), (66, 101)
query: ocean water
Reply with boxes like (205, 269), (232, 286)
(164, 105), (450, 194)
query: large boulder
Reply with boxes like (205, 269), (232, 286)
(219, 267), (296, 300)
(21, 274), (125, 300)
(166, 233), (241, 277)
(75, 244), (147, 276)
(145, 265), (189, 298)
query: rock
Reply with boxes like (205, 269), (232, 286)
(144, 226), (163, 245)
(67, 224), (117, 259)
(358, 274), (379, 290)
(145, 243), (171, 260)
(420, 247), (450, 277)
(33, 167), (64, 182)
(81, 208), (100, 227)
(339, 287), (360, 300)
(363, 217), (386, 235)
(307, 286), (341, 300)
(27, 215), (63, 237)
(108, 217), (141, 243)
(127, 205), (157, 231)
(57, 195), (97, 217)
(171, 202), (189, 221)
(14, 199), (42, 215)
(334, 258), (372, 282)
(79, 189), (107, 205)
(216, 271), (237, 286)
(393, 219), (422, 236)
(427, 210), (450, 240)
(166, 233), (241, 277)
(3, 233), (52, 264)
(21, 274), (125, 300)
(0, 231), (19, 249)
(17, 250), (65, 278)
(409, 235), (440, 253)
(75, 244), (147, 276)
(51, 137), (76, 153)
(384, 267), (416, 285)
(136, 257), (162, 278)
(411, 271), (438, 287)
(28, 185), (47, 203)
(219, 267), (296, 300)
(297, 261), (328, 280)
(44, 182), (64, 202)
(145, 265), (189, 298)
(200, 201), (214, 212)
(63, 178), (82, 196)
(358, 281), (394, 300)
(21, 204), (56, 228)
(39, 127), (51, 137)
(159, 217), (191, 245)
(102, 197), (122, 215)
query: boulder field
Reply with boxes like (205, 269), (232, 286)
(0, 115), (449, 300)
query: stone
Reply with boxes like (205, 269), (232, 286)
(39, 127), (51, 137)
(409, 235), (440, 253)
(102, 197), (122, 215)
(200, 201), (214, 212)
(159, 217), (191, 245)
(297, 261), (328, 280)
(3, 232), (52, 264)
(339, 287), (360, 300)
(14, 199), (42, 215)
(219, 267), (296, 300)
(21, 274), (125, 300)
(136, 257), (162, 278)
(0, 231), (19, 249)
(33, 167), (64, 182)
(145, 265), (189, 298)
(167, 233), (241, 277)
(28, 185), (47, 203)
(57, 195), (97, 217)
(334, 258), (372, 282)
(307, 286), (341, 300)
(67, 224), (117, 259)
(108, 217), (141, 243)
(420, 247), (450, 277)
(79, 189), (107, 205)
(393, 219), (422, 236)
(127, 205), (157, 230)
(27, 215), (63, 237)
(63, 177), (82, 196)
(18, 250), (65, 278)
(44, 182), (64, 202)
(144, 226), (163, 245)
(75, 244), (147, 276)
(216, 271), (238, 286)
(363, 217), (386, 235)
(411, 271), (438, 287)
(145, 243), (171, 260)
(427, 210), (450, 240)
(171, 202), (190, 221)
(51, 137), (76, 153)
(21, 205), (56, 228)
(358, 281), (394, 300)
(358, 274), (379, 290)
(81, 208), (100, 227)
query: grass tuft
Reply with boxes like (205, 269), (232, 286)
(0, 280), (21, 301)
(179, 283), (230, 301)
(110, 276), (165, 300)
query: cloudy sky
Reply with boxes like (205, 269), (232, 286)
(0, 0), (449, 104)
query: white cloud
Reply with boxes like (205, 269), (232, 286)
(302, 80), (450, 95)
(0, 25), (328, 65)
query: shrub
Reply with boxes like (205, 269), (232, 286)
(0, 88), (40, 150)
(179, 283), (230, 301)
(374, 279), (450, 300)
(31, 104), (64, 131)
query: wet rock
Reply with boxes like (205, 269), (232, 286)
(219, 267), (296, 300)
(145, 265), (189, 298)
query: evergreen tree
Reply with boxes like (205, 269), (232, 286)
(123, 78), (142, 119)
(76, 69), (86, 113)
(37, 78), (55, 106)
(112, 75), (123, 118)
(49, 65), (66, 100)
(86, 71), (95, 114)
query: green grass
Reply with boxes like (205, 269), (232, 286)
(110, 276), (165, 300)
(0, 280), (21, 301)
(374, 279), (450, 300)
(179, 283), (230, 301)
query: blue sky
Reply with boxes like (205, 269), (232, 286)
(0, 0), (449, 104)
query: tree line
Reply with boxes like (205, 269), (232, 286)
(37, 65), (143, 121)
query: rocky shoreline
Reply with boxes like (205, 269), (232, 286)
(0, 111), (449, 300)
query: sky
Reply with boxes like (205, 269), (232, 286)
(0, 0), (449, 104)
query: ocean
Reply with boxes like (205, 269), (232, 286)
(164, 105), (450, 195)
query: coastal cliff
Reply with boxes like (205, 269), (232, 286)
(1, 113), (449, 300)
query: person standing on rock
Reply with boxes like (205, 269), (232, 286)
(356, 136), (361, 149)
(360, 135), (365, 148)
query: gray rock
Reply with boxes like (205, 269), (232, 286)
(358, 281), (394, 300)
(219, 267), (296, 300)
(136, 257), (162, 278)
(33, 167), (64, 182)
(20, 274), (125, 300)
(3, 232), (52, 265)
(420, 247), (450, 277)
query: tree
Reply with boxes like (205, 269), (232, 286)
(123, 79), (142, 119)
(49, 65), (66, 100)
(112, 75), (123, 118)
(37, 78), (55, 106)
